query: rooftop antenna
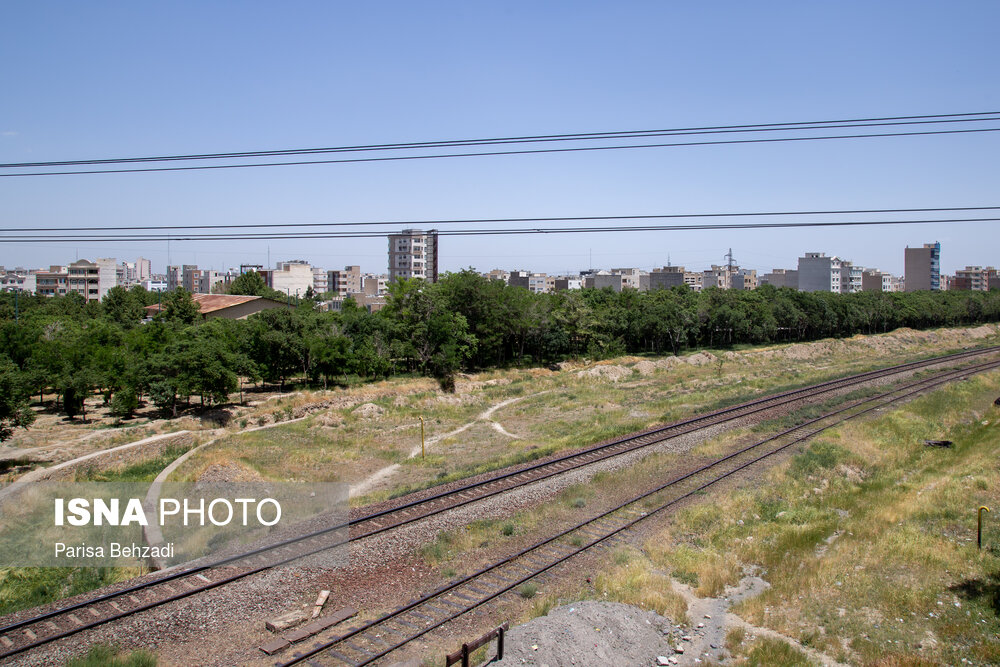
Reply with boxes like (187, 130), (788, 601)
(725, 247), (736, 271)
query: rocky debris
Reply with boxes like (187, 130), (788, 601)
(265, 609), (309, 633)
(683, 351), (716, 366)
(578, 365), (633, 382)
(493, 601), (683, 667)
(353, 403), (385, 419)
(196, 462), (264, 483)
(314, 413), (344, 428)
(455, 377), (513, 393)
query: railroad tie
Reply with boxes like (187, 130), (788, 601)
(342, 640), (375, 656)
(392, 617), (421, 630)
(258, 638), (291, 655)
(323, 647), (360, 666)
(22, 629), (36, 641)
(0, 636), (12, 649)
(406, 610), (434, 622)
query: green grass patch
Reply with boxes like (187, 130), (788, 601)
(65, 643), (157, 667)
(74, 444), (192, 482)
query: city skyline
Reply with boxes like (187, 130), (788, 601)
(2, 3), (998, 276)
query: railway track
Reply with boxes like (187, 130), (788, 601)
(279, 355), (1000, 667)
(0, 346), (997, 662)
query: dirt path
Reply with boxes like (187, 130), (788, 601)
(348, 392), (545, 499)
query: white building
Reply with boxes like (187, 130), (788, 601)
(0, 268), (36, 293)
(797, 252), (849, 293)
(388, 229), (438, 282)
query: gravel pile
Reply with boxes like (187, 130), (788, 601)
(493, 601), (683, 667)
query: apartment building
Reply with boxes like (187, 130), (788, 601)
(610, 268), (645, 291)
(527, 273), (552, 294)
(311, 266), (329, 294)
(732, 268), (758, 291)
(508, 270), (530, 290)
(953, 266), (999, 291)
(263, 261), (314, 297)
(0, 267), (36, 293)
(388, 229), (438, 283)
(904, 242), (941, 291)
(649, 266), (686, 290)
(759, 269), (798, 289)
(328, 265), (362, 296)
(797, 253), (849, 293)
(32, 259), (117, 301)
(553, 276), (583, 290)
(362, 273), (388, 295)
(861, 270), (885, 292)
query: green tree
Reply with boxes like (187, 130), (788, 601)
(0, 357), (35, 441)
(228, 271), (267, 296)
(102, 286), (145, 328)
(159, 289), (201, 324)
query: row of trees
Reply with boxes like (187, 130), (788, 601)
(1, 271), (999, 440)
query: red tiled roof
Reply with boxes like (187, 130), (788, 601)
(144, 293), (272, 315)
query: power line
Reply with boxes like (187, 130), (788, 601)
(3, 126), (999, 178)
(2, 111), (997, 169)
(2, 216), (995, 243)
(4, 205), (999, 233)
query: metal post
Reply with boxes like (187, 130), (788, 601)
(461, 643), (469, 667)
(979, 506), (991, 550)
(497, 626), (504, 660)
(420, 416), (425, 458)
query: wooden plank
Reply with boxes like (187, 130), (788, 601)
(258, 638), (291, 655)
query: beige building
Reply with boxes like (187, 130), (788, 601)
(388, 229), (438, 282)
(35, 259), (117, 301)
(953, 266), (999, 291)
(263, 261), (314, 298)
(328, 265), (362, 296)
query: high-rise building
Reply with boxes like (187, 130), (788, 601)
(388, 229), (438, 283)
(904, 242), (940, 291)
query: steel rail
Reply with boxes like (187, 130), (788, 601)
(0, 346), (996, 660)
(282, 358), (1000, 666)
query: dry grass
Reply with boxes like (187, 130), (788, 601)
(592, 546), (689, 623)
(649, 369), (1000, 665)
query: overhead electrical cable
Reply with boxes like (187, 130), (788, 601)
(4, 205), (1000, 233)
(1, 111), (998, 169)
(2, 117), (999, 177)
(3, 216), (996, 243)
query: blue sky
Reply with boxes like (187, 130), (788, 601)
(1, 1), (998, 277)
